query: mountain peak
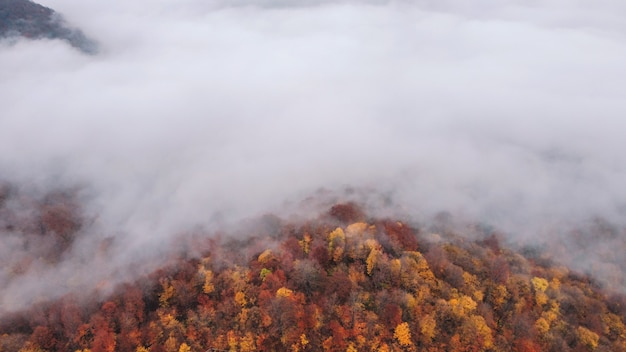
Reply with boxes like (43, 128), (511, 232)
(0, 0), (97, 54)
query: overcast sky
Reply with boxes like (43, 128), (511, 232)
(1, 0), (626, 310)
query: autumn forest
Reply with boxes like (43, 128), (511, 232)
(1, 185), (626, 352)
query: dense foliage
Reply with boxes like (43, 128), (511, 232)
(1, 188), (626, 352)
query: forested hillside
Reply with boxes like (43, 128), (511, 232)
(1, 187), (625, 352)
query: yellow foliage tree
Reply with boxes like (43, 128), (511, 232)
(229, 267), (249, 292)
(603, 313), (626, 340)
(539, 302), (559, 331)
(258, 249), (274, 264)
(259, 268), (271, 281)
(490, 284), (509, 309)
(377, 344), (390, 352)
(240, 332), (256, 352)
(366, 247), (382, 276)
(463, 272), (479, 288)
(159, 280), (175, 308)
(420, 314), (437, 343)
(348, 265), (366, 285)
(462, 315), (494, 350)
(346, 343), (358, 352)
(394, 322), (413, 346)
(158, 311), (182, 331)
(238, 308), (249, 327)
(203, 269), (215, 294)
(276, 287), (293, 298)
(328, 228), (346, 262)
(577, 326), (599, 350)
(328, 227), (345, 247)
(531, 277), (549, 307)
(550, 277), (561, 291)
(322, 337), (333, 351)
(531, 277), (549, 292)
(235, 291), (247, 307)
(333, 246), (345, 262)
(450, 295), (477, 317)
(535, 317), (550, 336)
(178, 343), (191, 352)
(404, 251), (437, 286)
(474, 315), (494, 348)
(227, 330), (238, 351)
(299, 234), (312, 254)
(462, 272), (484, 301)
(300, 334), (309, 347)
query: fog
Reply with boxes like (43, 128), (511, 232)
(1, 0), (626, 311)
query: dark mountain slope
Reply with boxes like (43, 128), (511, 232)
(0, 0), (96, 53)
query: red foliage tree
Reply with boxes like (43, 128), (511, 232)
(328, 203), (365, 223)
(382, 221), (419, 251)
